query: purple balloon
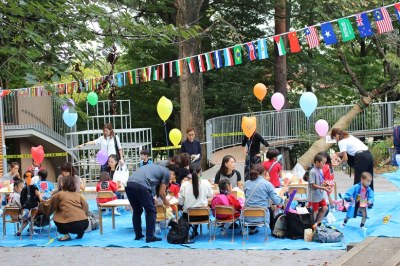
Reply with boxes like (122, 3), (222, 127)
(61, 98), (75, 111)
(96, 150), (108, 165)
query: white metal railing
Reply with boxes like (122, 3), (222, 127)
(206, 101), (399, 161)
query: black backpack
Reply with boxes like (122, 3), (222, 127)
(167, 217), (190, 244)
(272, 213), (287, 238)
(20, 185), (39, 210)
(286, 211), (314, 240)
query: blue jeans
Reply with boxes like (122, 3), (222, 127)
(125, 182), (156, 238)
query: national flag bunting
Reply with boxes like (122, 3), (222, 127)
(304, 26), (320, 49)
(273, 35), (286, 55)
(245, 42), (257, 60)
(223, 48), (234, 67)
(197, 55), (206, 72)
(175, 60), (183, 76)
(338, 18), (355, 42)
(395, 3), (400, 21)
(287, 32), (301, 53)
(374, 7), (393, 34)
(233, 45), (242, 65)
(161, 63), (166, 79)
(214, 50), (223, 69)
(205, 52), (214, 70)
(127, 71), (133, 85)
(321, 22), (338, 45)
(186, 57), (195, 73)
(257, 38), (269, 59)
(141, 68), (147, 82)
(168, 62), (173, 77)
(133, 70), (139, 84)
(147, 67), (152, 81)
(153, 66), (159, 81)
(355, 13), (373, 38)
(117, 73), (123, 87)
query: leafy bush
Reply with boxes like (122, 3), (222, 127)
(368, 137), (393, 167)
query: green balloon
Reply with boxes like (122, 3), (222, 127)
(87, 92), (98, 106)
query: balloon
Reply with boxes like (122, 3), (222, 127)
(61, 98), (75, 111)
(157, 96), (173, 122)
(96, 150), (108, 165)
(169, 128), (182, 147)
(315, 119), (329, 137)
(271, 92), (285, 111)
(31, 145), (45, 164)
(241, 116), (257, 138)
(62, 109), (78, 127)
(253, 83), (267, 101)
(87, 92), (98, 106)
(300, 92), (318, 118)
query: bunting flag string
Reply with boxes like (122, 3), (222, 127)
(1, 3), (399, 97)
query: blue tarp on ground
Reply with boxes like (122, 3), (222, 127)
(1, 189), (399, 250)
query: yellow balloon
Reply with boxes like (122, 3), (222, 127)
(169, 128), (182, 147)
(157, 96), (173, 122)
(241, 116), (257, 138)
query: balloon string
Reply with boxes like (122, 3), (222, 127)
(164, 122), (169, 146)
(260, 101), (262, 112)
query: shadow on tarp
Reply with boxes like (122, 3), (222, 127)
(1, 192), (399, 250)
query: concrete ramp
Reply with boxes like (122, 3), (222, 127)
(332, 237), (400, 265)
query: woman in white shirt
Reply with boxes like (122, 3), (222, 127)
(78, 123), (124, 171)
(331, 128), (374, 192)
(178, 168), (213, 237)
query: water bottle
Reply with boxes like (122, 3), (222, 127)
(34, 167), (39, 177)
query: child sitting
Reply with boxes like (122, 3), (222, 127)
(35, 169), (55, 200)
(154, 186), (175, 235)
(8, 180), (25, 218)
(211, 179), (242, 232)
(262, 149), (283, 188)
(341, 172), (374, 230)
(139, 150), (153, 167)
(96, 172), (119, 215)
(16, 172), (43, 236)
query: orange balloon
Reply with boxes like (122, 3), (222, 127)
(253, 83), (267, 101)
(241, 116), (257, 138)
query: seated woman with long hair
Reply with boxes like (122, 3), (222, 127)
(178, 167), (213, 238)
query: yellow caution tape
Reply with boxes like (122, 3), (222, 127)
(0, 152), (68, 159)
(211, 132), (244, 137)
(152, 145), (181, 151)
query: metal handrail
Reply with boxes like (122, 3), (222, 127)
(206, 101), (399, 160)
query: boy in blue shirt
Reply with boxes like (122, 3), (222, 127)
(36, 169), (54, 200)
(139, 150), (153, 167)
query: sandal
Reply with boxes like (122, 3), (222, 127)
(58, 234), (72, 242)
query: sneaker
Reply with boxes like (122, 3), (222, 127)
(114, 210), (121, 216)
(146, 236), (162, 243)
(361, 226), (367, 231)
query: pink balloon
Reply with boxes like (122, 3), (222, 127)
(271, 92), (285, 111)
(315, 119), (329, 137)
(96, 150), (109, 165)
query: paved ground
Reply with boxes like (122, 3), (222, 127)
(1, 146), (398, 266)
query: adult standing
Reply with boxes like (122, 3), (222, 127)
(78, 123), (124, 172)
(242, 131), (269, 181)
(214, 155), (243, 190)
(49, 175), (89, 241)
(331, 128), (374, 191)
(180, 127), (202, 169)
(125, 164), (177, 243)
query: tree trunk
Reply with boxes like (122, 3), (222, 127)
(175, 0), (206, 166)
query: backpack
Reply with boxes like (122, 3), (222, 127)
(272, 213), (287, 238)
(85, 211), (100, 232)
(34, 214), (50, 227)
(313, 226), (344, 243)
(167, 217), (190, 244)
(20, 185), (39, 210)
(211, 194), (230, 219)
(286, 211), (314, 240)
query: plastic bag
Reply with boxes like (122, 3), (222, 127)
(113, 165), (129, 187)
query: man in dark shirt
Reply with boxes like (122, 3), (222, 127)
(180, 127), (202, 169)
(125, 164), (177, 243)
(241, 132), (269, 181)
